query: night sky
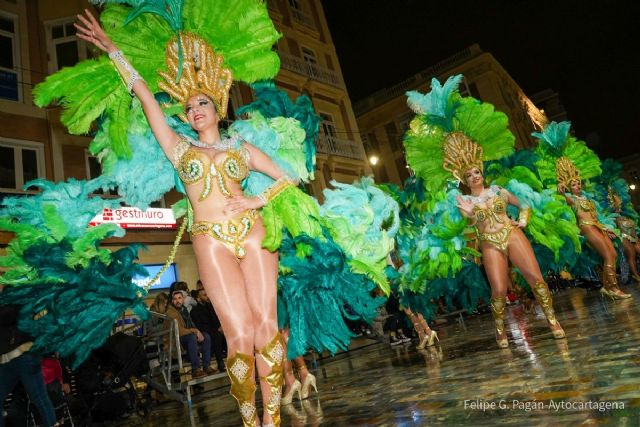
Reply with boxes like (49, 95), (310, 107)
(322, 0), (640, 159)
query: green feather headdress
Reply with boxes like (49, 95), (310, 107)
(532, 121), (602, 190)
(403, 74), (515, 193)
(33, 0), (281, 160)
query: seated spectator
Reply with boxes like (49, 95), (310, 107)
(41, 354), (71, 409)
(165, 291), (214, 378)
(169, 282), (197, 312)
(190, 288), (225, 372)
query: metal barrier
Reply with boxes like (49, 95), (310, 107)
(143, 311), (228, 412)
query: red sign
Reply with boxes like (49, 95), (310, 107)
(89, 207), (177, 229)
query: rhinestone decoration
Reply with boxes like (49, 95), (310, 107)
(230, 358), (250, 381)
(178, 150), (205, 184)
(239, 402), (256, 422)
(268, 341), (284, 364)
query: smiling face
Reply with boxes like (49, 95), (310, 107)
(185, 93), (218, 132)
(570, 179), (582, 195)
(464, 167), (483, 188)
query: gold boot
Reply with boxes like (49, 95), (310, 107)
(490, 296), (508, 348)
(601, 263), (631, 300)
(226, 351), (257, 427)
(257, 332), (285, 426)
(532, 281), (565, 339)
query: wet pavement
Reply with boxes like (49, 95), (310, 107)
(117, 284), (640, 426)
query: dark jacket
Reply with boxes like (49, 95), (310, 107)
(0, 304), (33, 358)
(190, 302), (221, 333)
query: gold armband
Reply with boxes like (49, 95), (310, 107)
(518, 207), (531, 227)
(108, 50), (142, 94)
(257, 176), (295, 206)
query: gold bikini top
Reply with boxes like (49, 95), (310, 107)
(172, 135), (250, 201)
(572, 195), (596, 214)
(619, 217), (636, 233)
(468, 186), (508, 228)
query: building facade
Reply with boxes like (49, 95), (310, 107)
(0, 0), (369, 287)
(355, 44), (549, 185)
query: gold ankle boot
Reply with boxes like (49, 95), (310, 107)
(490, 296), (508, 348)
(226, 351), (257, 427)
(601, 263), (631, 300)
(532, 281), (565, 339)
(257, 332), (285, 426)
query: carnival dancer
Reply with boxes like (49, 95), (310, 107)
(75, 6), (288, 425)
(403, 75), (566, 348)
(533, 123), (631, 300)
(594, 159), (640, 283)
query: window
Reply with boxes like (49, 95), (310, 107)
(0, 139), (45, 192)
(384, 122), (400, 151)
(301, 47), (317, 66)
(85, 152), (118, 197)
(46, 18), (86, 72)
(288, 0), (302, 11)
(0, 12), (19, 101)
(319, 113), (337, 152)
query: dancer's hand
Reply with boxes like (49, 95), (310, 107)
(224, 195), (263, 215)
(455, 195), (474, 217)
(75, 9), (117, 53)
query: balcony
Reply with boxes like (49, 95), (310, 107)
(279, 52), (344, 89)
(316, 135), (365, 161)
(290, 8), (317, 30)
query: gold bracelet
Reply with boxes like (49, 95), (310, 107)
(108, 50), (142, 94)
(258, 176), (294, 206)
(518, 207), (531, 227)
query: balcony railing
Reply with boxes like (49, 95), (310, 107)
(291, 8), (317, 30)
(316, 135), (365, 161)
(279, 52), (344, 88)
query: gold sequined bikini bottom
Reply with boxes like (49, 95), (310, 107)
(477, 224), (513, 253)
(191, 210), (257, 259)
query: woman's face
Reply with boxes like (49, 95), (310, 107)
(464, 167), (483, 187)
(185, 94), (218, 132)
(570, 179), (582, 195)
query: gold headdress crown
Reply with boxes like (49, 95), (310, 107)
(607, 187), (622, 212)
(442, 132), (484, 183)
(555, 157), (581, 191)
(158, 33), (233, 121)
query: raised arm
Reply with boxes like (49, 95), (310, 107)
(75, 9), (179, 156)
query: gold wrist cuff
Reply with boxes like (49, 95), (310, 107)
(109, 50), (142, 94)
(518, 207), (530, 227)
(259, 176), (294, 206)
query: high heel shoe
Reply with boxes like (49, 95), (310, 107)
(601, 263), (632, 300)
(600, 286), (631, 300)
(281, 379), (302, 405)
(426, 330), (439, 346)
(300, 373), (317, 400)
(416, 334), (429, 349)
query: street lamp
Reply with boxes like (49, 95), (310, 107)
(369, 155), (379, 166)
(631, 184), (637, 190)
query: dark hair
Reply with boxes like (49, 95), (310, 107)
(169, 281), (189, 294)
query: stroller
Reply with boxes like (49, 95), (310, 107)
(74, 332), (151, 424)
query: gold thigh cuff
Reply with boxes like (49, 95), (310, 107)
(191, 210), (256, 259)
